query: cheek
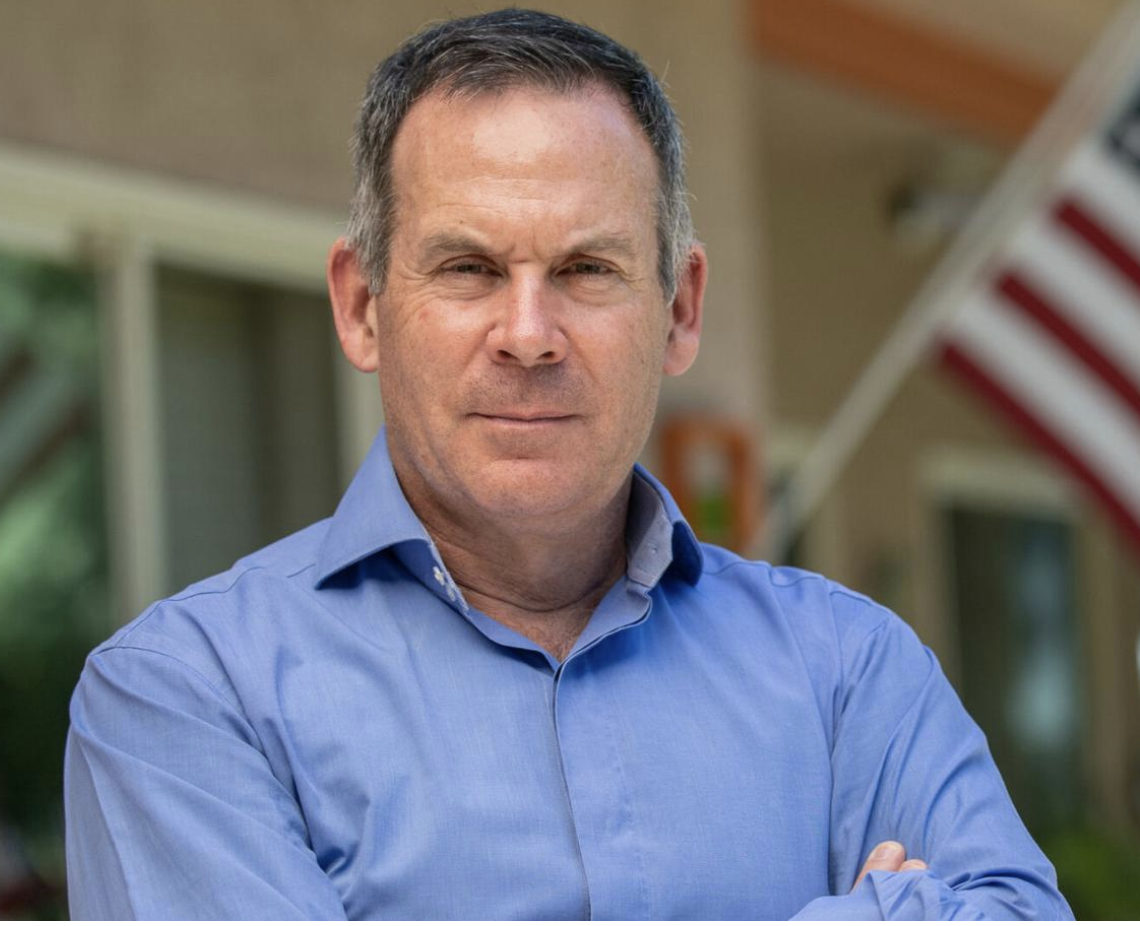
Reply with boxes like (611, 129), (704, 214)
(375, 309), (482, 421)
(373, 319), (432, 423)
(625, 314), (670, 384)
(593, 326), (666, 437)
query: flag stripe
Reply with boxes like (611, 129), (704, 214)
(994, 270), (1140, 420)
(947, 290), (1140, 513)
(1060, 142), (1140, 251)
(1004, 218), (1140, 374)
(940, 342), (1140, 551)
(1054, 195), (1140, 296)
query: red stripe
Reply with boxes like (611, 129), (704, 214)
(994, 271), (1140, 420)
(939, 341), (1140, 553)
(1054, 196), (1140, 300)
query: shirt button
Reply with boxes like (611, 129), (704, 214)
(446, 585), (457, 602)
(432, 566), (445, 585)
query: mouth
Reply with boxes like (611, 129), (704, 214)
(472, 412), (577, 425)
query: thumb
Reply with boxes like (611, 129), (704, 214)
(851, 841), (906, 891)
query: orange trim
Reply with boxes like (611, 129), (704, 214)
(661, 416), (760, 553)
(747, 0), (1059, 146)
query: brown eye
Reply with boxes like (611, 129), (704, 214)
(568, 261), (610, 275)
(449, 261), (492, 274)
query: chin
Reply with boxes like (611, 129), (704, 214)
(466, 458), (608, 522)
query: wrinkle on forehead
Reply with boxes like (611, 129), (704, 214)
(391, 84), (657, 199)
(467, 90), (645, 172)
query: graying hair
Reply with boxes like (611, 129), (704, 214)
(346, 8), (694, 299)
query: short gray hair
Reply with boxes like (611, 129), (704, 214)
(346, 8), (694, 299)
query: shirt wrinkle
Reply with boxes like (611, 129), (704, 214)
(116, 562), (277, 626)
(89, 645), (263, 752)
(764, 565), (841, 763)
(66, 735), (140, 919)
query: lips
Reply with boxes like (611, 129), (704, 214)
(474, 415), (574, 424)
(473, 410), (574, 421)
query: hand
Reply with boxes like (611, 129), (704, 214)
(851, 841), (929, 891)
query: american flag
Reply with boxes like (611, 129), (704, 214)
(939, 97), (1140, 551)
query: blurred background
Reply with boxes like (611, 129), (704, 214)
(1, 0), (1139, 918)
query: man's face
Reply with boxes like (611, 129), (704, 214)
(368, 85), (700, 529)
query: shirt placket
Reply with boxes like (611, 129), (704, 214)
(549, 589), (654, 920)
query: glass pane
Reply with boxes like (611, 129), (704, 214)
(944, 505), (1083, 834)
(155, 265), (342, 593)
(0, 250), (106, 918)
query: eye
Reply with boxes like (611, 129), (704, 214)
(565, 260), (612, 276)
(445, 260), (496, 275)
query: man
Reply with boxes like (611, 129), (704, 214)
(65, 9), (1071, 919)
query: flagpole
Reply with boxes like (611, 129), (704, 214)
(763, 0), (1140, 562)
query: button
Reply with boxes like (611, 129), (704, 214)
(446, 585), (457, 602)
(432, 566), (445, 585)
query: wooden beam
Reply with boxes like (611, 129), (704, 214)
(747, 0), (1060, 146)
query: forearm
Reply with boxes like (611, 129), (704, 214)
(821, 601), (1071, 920)
(792, 867), (1071, 920)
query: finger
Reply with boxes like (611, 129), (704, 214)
(899, 859), (928, 872)
(852, 841), (906, 891)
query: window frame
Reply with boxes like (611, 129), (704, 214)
(0, 141), (380, 624)
(917, 445), (1077, 684)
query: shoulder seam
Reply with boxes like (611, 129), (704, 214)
(114, 561), (315, 647)
(87, 644), (268, 755)
(92, 644), (241, 709)
(702, 559), (885, 611)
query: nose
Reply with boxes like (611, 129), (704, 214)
(485, 277), (568, 367)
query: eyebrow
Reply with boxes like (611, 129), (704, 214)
(416, 231), (641, 265)
(568, 235), (639, 261)
(417, 232), (490, 264)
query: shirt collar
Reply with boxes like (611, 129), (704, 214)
(315, 428), (433, 585)
(315, 426), (704, 588)
(627, 464), (704, 587)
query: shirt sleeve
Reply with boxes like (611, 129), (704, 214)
(64, 644), (348, 920)
(790, 597), (1073, 921)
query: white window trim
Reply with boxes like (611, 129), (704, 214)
(0, 141), (381, 622)
(920, 446), (1077, 516)
(916, 444), (1078, 682)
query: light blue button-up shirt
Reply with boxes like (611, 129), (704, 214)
(65, 429), (1071, 919)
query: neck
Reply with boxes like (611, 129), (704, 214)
(407, 478), (632, 661)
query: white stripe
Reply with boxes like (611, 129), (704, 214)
(946, 292), (1140, 516)
(1060, 140), (1140, 251)
(1002, 216), (1140, 378)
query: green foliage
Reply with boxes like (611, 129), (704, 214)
(1044, 826), (1140, 920)
(0, 252), (106, 918)
(1044, 825), (1140, 916)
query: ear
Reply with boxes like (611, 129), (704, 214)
(663, 244), (707, 377)
(327, 237), (380, 373)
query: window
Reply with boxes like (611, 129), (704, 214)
(944, 504), (1084, 833)
(156, 265), (342, 591)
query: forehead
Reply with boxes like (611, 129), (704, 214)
(388, 84), (659, 241)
